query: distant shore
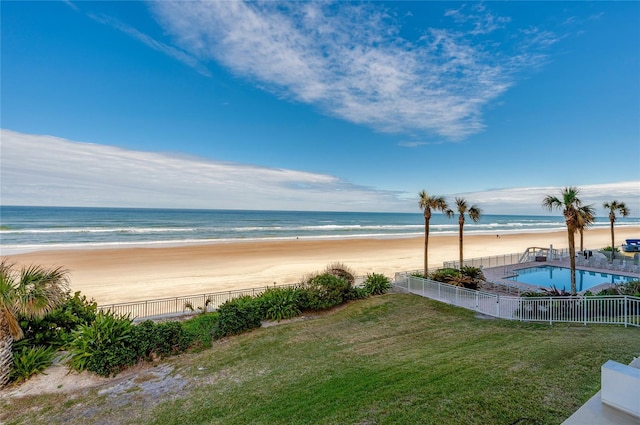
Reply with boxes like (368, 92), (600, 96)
(3, 227), (639, 305)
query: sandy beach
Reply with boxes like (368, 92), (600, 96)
(3, 227), (639, 305)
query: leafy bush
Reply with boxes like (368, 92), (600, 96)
(429, 267), (484, 290)
(323, 262), (356, 287)
(66, 311), (137, 377)
(11, 346), (55, 383)
(347, 286), (370, 300)
(215, 296), (262, 338)
(298, 273), (350, 311)
(363, 273), (391, 295)
(257, 287), (301, 322)
(597, 280), (640, 296)
(130, 320), (190, 361)
(182, 313), (218, 350)
(18, 291), (97, 349)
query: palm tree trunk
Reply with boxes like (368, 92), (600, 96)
(0, 312), (14, 388)
(459, 222), (464, 269)
(424, 218), (430, 276)
(567, 226), (577, 295)
(579, 229), (584, 253)
(610, 220), (615, 262)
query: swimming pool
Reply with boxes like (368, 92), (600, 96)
(506, 266), (638, 292)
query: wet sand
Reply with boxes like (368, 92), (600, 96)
(3, 227), (638, 304)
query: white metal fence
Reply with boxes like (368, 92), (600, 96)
(394, 274), (640, 328)
(442, 247), (572, 269)
(98, 283), (298, 321)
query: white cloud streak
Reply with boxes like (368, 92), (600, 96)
(148, 1), (556, 139)
(87, 13), (211, 77)
(0, 130), (403, 212)
(3, 130), (637, 216)
(453, 184), (640, 217)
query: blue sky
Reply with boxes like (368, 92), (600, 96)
(1, 1), (639, 215)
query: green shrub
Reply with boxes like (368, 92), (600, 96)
(298, 273), (350, 311)
(363, 273), (392, 295)
(18, 291), (97, 349)
(66, 311), (138, 377)
(429, 268), (460, 283)
(182, 313), (218, 350)
(215, 296), (262, 338)
(347, 286), (370, 300)
(429, 267), (484, 290)
(323, 262), (356, 287)
(257, 287), (301, 322)
(11, 346), (56, 383)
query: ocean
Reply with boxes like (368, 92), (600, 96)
(1, 206), (639, 255)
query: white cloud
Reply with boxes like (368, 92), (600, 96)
(148, 1), (555, 140)
(0, 130), (404, 212)
(454, 184), (640, 217)
(3, 130), (637, 216)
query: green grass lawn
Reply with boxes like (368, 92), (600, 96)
(3, 293), (639, 425)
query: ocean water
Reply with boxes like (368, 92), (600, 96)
(1, 206), (639, 254)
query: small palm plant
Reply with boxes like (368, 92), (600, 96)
(0, 260), (69, 387)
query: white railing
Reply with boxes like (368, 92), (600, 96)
(98, 283), (298, 321)
(394, 274), (640, 328)
(442, 247), (572, 269)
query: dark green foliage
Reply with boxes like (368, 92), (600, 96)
(17, 291), (97, 349)
(347, 286), (369, 300)
(363, 273), (392, 295)
(297, 273), (351, 311)
(10, 346), (56, 383)
(428, 268), (460, 283)
(131, 320), (190, 361)
(215, 296), (262, 338)
(66, 311), (138, 377)
(257, 287), (301, 322)
(429, 267), (484, 290)
(181, 313), (218, 350)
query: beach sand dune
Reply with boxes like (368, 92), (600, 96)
(3, 227), (639, 305)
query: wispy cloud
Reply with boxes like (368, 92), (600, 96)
(87, 13), (211, 77)
(148, 1), (557, 140)
(0, 130), (404, 212)
(454, 183), (640, 217)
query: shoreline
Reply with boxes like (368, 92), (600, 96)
(3, 227), (639, 305)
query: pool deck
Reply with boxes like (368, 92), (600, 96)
(481, 258), (640, 295)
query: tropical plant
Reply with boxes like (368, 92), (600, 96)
(362, 273), (392, 295)
(429, 267), (485, 290)
(452, 198), (482, 269)
(10, 345), (56, 383)
(66, 310), (137, 377)
(576, 204), (596, 253)
(603, 200), (630, 262)
(257, 287), (301, 322)
(184, 296), (214, 314)
(18, 291), (97, 349)
(0, 260), (69, 387)
(542, 187), (583, 295)
(418, 190), (451, 276)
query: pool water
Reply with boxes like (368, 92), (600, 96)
(506, 266), (637, 292)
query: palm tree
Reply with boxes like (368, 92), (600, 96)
(576, 204), (596, 253)
(0, 260), (69, 387)
(453, 198), (482, 269)
(418, 190), (451, 276)
(603, 200), (630, 262)
(542, 187), (583, 295)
